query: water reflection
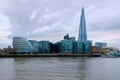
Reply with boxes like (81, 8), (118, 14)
(0, 58), (15, 80)
(78, 58), (91, 80)
(0, 58), (120, 80)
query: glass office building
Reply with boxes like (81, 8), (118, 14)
(73, 41), (83, 54)
(29, 40), (39, 53)
(83, 41), (92, 54)
(59, 40), (73, 53)
(78, 7), (87, 42)
(13, 37), (33, 53)
(95, 42), (107, 48)
(39, 41), (50, 53)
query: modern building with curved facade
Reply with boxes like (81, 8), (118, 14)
(29, 40), (39, 53)
(12, 37), (33, 54)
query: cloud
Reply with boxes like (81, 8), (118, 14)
(38, 10), (61, 24)
(30, 10), (38, 20)
(0, 0), (119, 49)
(0, 14), (12, 48)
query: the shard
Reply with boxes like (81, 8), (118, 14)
(78, 7), (87, 42)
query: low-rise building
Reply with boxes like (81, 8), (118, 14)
(95, 42), (107, 48)
(92, 46), (101, 54)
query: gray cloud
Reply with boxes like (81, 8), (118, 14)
(0, 0), (120, 48)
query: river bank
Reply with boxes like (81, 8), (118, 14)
(0, 54), (101, 58)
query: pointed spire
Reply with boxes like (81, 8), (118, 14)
(81, 7), (84, 15)
(78, 7), (87, 42)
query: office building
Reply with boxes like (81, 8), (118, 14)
(59, 40), (73, 53)
(64, 33), (76, 41)
(64, 33), (69, 40)
(12, 37), (33, 53)
(39, 41), (50, 53)
(73, 41), (83, 54)
(78, 7), (87, 42)
(95, 42), (107, 48)
(83, 41), (92, 54)
(29, 40), (39, 53)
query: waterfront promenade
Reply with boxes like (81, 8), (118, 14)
(0, 53), (101, 57)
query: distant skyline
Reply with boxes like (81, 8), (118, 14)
(0, 0), (120, 48)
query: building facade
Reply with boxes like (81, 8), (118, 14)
(83, 41), (92, 54)
(13, 37), (33, 53)
(59, 40), (73, 53)
(95, 42), (107, 48)
(29, 40), (39, 53)
(73, 41), (83, 54)
(78, 8), (87, 42)
(39, 41), (50, 53)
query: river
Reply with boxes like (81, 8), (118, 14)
(0, 57), (120, 80)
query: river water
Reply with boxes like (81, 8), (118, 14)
(0, 57), (120, 80)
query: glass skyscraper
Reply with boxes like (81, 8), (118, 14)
(78, 7), (87, 42)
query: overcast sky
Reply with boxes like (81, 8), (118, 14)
(0, 0), (120, 48)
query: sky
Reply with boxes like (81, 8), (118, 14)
(0, 0), (120, 49)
